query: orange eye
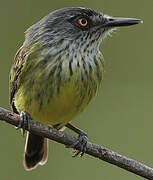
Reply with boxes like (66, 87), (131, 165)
(78, 18), (88, 27)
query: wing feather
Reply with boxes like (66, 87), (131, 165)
(9, 46), (27, 113)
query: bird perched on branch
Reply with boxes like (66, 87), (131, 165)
(9, 7), (142, 170)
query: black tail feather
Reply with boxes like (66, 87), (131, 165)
(24, 133), (48, 170)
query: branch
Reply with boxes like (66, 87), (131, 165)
(0, 107), (153, 179)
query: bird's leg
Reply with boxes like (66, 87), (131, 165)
(65, 123), (88, 157)
(16, 110), (31, 136)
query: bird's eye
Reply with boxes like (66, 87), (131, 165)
(78, 18), (88, 27)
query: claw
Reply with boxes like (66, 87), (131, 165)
(16, 110), (31, 136)
(66, 132), (88, 157)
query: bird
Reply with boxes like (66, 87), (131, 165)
(9, 7), (142, 170)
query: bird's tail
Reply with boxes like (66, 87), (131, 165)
(24, 132), (48, 170)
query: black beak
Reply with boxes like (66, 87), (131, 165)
(102, 17), (142, 28)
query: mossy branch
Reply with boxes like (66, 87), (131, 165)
(0, 107), (153, 179)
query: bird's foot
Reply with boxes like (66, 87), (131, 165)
(66, 132), (88, 157)
(16, 110), (31, 136)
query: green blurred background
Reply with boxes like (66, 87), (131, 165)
(0, 0), (152, 179)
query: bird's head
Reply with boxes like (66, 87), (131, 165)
(24, 7), (142, 50)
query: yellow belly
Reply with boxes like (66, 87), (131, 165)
(15, 74), (98, 128)
(14, 51), (103, 128)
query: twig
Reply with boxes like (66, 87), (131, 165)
(0, 106), (153, 179)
